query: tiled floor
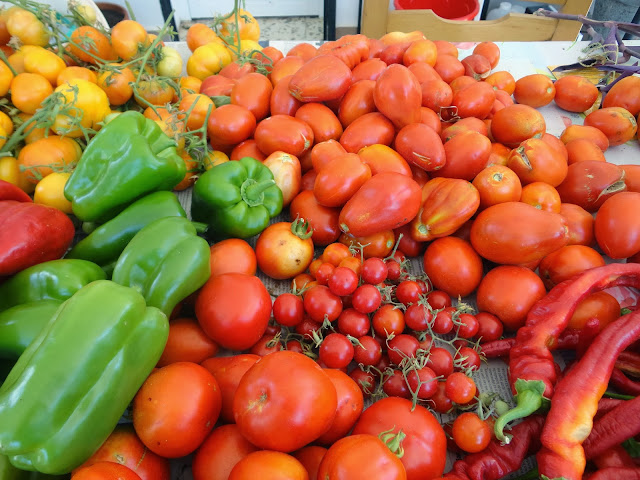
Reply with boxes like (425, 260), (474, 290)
(178, 16), (324, 42)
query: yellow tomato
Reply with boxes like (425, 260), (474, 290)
(220, 9), (260, 42)
(143, 106), (186, 152)
(0, 59), (13, 96)
(52, 78), (110, 137)
(157, 46), (183, 78)
(18, 135), (82, 183)
(174, 150), (200, 191)
(227, 39), (262, 61)
(203, 150), (229, 170)
(5, 7), (50, 47)
(0, 155), (34, 193)
(0, 111), (14, 137)
(186, 42), (232, 80)
(111, 20), (150, 61)
(17, 113), (50, 144)
(7, 45), (40, 74)
(34, 172), (73, 213)
(23, 46), (67, 86)
(179, 93), (214, 131)
(56, 66), (98, 86)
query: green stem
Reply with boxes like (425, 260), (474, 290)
(125, 0), (137, 21)
(0, 50), (17, 77)
(242, 179), (275, 206)
(603, 390), (636, 400)
(494, 385), (545, 444)
(192, 221), (209, 235)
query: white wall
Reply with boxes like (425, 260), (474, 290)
(337, 0), (361, 27)
(106, 0), (166, 31)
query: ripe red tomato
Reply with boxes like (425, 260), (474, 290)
(490, 104), (546, 148)
(254, 114), (314, 157)
(374, 63), (421, 129)
(554, 75), (599, 112)
(229, 450), (308, 480)
(132, 362), (222, 458)
(157, 317), (219, 367)
(475, 311), (504, 342)
(452, 412), (492, 453)
(293, 446), (327, 480)
(72, 462), (141, 480)
(476, 265), (547, 331)
(314, 152), (372, 207)
(208, 238), (257, 277)
(304, 284), (343, 323)
(230, 72), (273, 121)
(72, 425), (170, 480)
(195, 273), (272, 351)
(289, 54), (353, 102)
(568, 291), (621, 331)
(318, 434), (407, 480)
(422, 237), (483, 297)
(233, 351), (338, 452)
(317, 369), (365, 445)
(339, 111), (395, 153)
(270, 74), (303, 116)
(200, 354), (261, 424)
(207, 104), (256, 151)
(556, 161), (626, 212)
(394, 123), (446, 172)
(559, 203), (595, 246)
(594, 192), (640, 259)
(192, 424), (259, 480)
(538, 245), (605, 290)
(352, 397), (447, 480)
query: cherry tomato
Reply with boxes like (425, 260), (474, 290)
(395, 280), (422, 305)
(426, 347), (454, 378)
(475, 312), (504, 343)
(452, 412), (492, 453)
(428, 380), (453, 413)
(353, 335), (383, 366)
(445, 372), (477, 404)
(360, 257), (388, 285)
(328, 266), (360, 297)
(457, 313), (480, 339)
(319, 333), (355, 369)
(425, 290), (452, 310)
(404, 303), (434, 331)
(273, 293), (305, 327)
(455, 346), (482, 372)
(372, 304), (405, 338)
(304, 285), (343, 323)
(352, 284), (382, 314)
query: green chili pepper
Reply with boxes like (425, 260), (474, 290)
(191, 156), (283, 239)
(66, 191), (187, 275)
(112, 216), (211, 316)
(0, 259), (106, 312)
(0, 280), (168, 475)
(0, 300), (62, 360)
(64, 110), (186, 223)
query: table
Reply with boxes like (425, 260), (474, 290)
(164, 40), (640, 480)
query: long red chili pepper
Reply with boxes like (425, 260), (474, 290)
(591, 445), (636, 469)
(594, 398), (624, 420)
(610, 368), (640, 396)
(615, 350), (640, 376)
(495, 263), (640, 443)
(583, 394), (640, 459)
(442, 415), (544, 480)
(537, 308), (640, 480)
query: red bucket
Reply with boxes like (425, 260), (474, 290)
(393, 0), (480, 21)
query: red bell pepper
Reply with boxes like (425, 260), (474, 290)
(0, 200), (75, 277)
(0, 179), (32, 203)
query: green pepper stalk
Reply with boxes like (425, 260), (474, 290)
(494, 379), (548, 444)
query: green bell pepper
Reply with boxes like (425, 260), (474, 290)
(64, 110), (186, 223)
(0, 280), (168, 475)
(0, 300), (62, 360)
(66, 191), (187, 276)
(112, 216), (211, 317)
(191, 156), (283, 239)
(0, 455), (68, 479)
(0, 260), (106, 312)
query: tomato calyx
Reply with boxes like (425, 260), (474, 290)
(291, 216), (314, 240)
(378, 427), (406, 458)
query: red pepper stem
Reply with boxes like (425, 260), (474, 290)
(494, 379), (547, 444)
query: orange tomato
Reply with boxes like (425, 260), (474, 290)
(220, 9), (260, 42)
(17, 135), (82, 183)
(111, 19), (150, 60)
(174, 151), (200, 191)
(11, 72), (53, 114)
(186, 23), (225, 52)
(56, 66), (97, 86)
(97, 65), (135, 105)
(23, 46), (67, 85)
(520, 181), (562, 213)
(209, 238), (257, 277)
(68, 26), (116, 64)
(179, 93), (215, 130)
(0, 55), (13, 95)
(134, 76), (175, 106)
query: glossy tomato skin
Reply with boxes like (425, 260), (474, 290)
(316, 369), (365, 445)
(352, 397), (446, 480)
(192, 424), (259, 480)
(423, 237), (483, 297)
(339, 111), (395, 153)
(254, 115), (314, 157)
(270, 75), (303, 116)
(374, 63), (421, 129)
(318, 434), (406, 480)
(233, 351), (338, 452)
(358, 144), (413, 177)
(338, 79), (376, 128)
(314, 153), (372, 207)
(434, 130), (492, 181)
(256, 221), (315, 280)
(200, 354), (261, 423)
(595, 192), (640, 259)
(132, 362), (222, 458)
(584, 106), (638, 146)
(289, 54), (353, 102)
(490, 104), (546, 148)
(470, 201), (569, 265)
(72, 462), (141, 480)
(476, 265), (546, 331)
(556, 161), (626, 212)
(207, 104), (256, 150)
(538, 245), (605, 290)
(290, 190), (341, 246)
(72, 424), (170, 480)
(394, 123), (446, 172)
(195, 273), (272, 351)
(228, 450), (309, 480)
(339, 172), (422, 237)
(293, 446), (327, 480)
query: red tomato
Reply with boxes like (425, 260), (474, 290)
(506, 137), (568, 187)
(584, 106), (638, 147)
(230, 139), (266, 161)
(452, 412), (492, 453)
(351, 58), (387, 82)
(568, 291), (621, 331)
(475, 311), (504, 342)
(230, 72), (273, 121)
(470, 201), (569, 266)
(538, 245), (605, 290)
(72, 425), (170, 480)
(476, 265), (547, 331)
(423, 237), (483, 297)
(207, 104), (256, 150)
(289, 54), (352, 102)
(602, 75), (640, 116)
(195, 273), (272, 351)
(420, 78), (452, 112)
(451, 81), (495, 119)
(435, 130), (492, 180)
(72, 462), (141, 480)
(254, 114), (314, 157)
(293, 446), (327, 480)
(317, 369), (365, 445)
(472, 164), (522, 209)
(132, 362), (222, 458)
(304, 284), (343, 323)
(289, 190), (341, 246)
(319, 332), (355, 369)
(314, 152), (372, 207)
(433, 54), (465, 84)
(357, 144), (413, 177)
(374, 63), (421, 129)
(372, 304), (405, 337)
(560, 124), (609, 151)
(229, 450), (308, 480)
(192, 424), (259, 480)
(233, 351), (338, 452)
(201, 74), (236, 97)
(594, 192), (640, 259)
(490, 104), (546, 148)
(554, 75), (599, 112)
(352, 397), (446, 480)
(318, 434), (407, 480)
(339, 111), (395, 153)
(445, 371), (477, 404)
(461, 53), (492, 79)
(520, 182), (562, 213)
(157, 317), (219, 367)
(200, 354), (260, 424)
(208, 238), (257, 277)
(338, 79), (376, 128)
(295, 102), (343, 143)
(270, 74), (303, 116)
(514, 73), (556, 108)
(270, 55), (304, 86)
(394, 123), (446, 172)
(557, 161), (626, 212)
(339, 172), (422, 237)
